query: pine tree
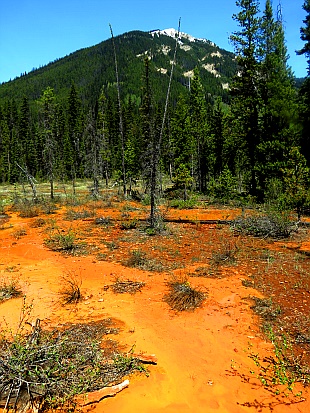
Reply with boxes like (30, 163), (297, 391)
(230, 0), (262, 196)
(39, 87), (57, 199)
(169, 94), (192, 178)
(257, 0), (299, 194)
(297, 0), (310, 163)
(188, 68), (211, 192)
(19, 97), (37, 176)
(67, 83), (82, 180)
(0, 105), (10, 182)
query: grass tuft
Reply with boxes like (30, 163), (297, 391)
(163, 277), (206, 311)
(58, 272), (82, 304)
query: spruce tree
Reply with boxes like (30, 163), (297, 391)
(297, 0), (310, 163)
(257, 0), (299, 194)
(39, 87), (57, 199)
(230, 0), (261, 196)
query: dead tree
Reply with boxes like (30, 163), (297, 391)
(16, 163), (38, 201)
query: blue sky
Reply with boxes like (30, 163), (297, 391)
(0, 0), (308, 84)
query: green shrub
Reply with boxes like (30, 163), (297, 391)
(44, 230), (76, 251)
(232, 211), (297, 239)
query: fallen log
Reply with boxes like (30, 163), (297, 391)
(76, 379), (129, 406)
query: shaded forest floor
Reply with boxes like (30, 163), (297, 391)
(0, 182), (310, 412)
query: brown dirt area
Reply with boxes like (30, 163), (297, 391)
(0, 195), (310, 413)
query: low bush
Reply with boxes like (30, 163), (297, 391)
(123, 249), (164, 272)
(232, 211), (298, 239)
(12, 199), (41, 218)
(44, 230), (76, 251)
(120, 219), (137, 230)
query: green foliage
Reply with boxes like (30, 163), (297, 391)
(208, 166), (237, 201)
(249, 326), (310, 394)
(232, 210), (297, 239)
(279, 147), (310, 219)
(44, 229), (76, 251)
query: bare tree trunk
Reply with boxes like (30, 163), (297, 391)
(149, 19), (181, 227)
(16, 163), (38, 201)
(109, 24), (127, 197)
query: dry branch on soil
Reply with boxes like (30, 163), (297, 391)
(110, 278), (145, 294)
(0, 318), (146, 412)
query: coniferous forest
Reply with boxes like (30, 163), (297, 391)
(0, 0), (310, 214)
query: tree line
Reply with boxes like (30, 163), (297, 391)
(0, 0), (309, 211)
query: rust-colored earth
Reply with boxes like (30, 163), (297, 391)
(0, 196), (310, 413)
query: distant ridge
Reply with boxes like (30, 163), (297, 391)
(0, 29), (237, 106)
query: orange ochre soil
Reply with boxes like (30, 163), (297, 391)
(0, 207), (309, 413)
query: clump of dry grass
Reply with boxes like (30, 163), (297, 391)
(58, 272), (82, 304)
(163, 277), (207, 311)
(0, 278), (23, 302)
(12, 227), (27, 239)
(110, 277), (145, 294)
(210, 241), (238, 266)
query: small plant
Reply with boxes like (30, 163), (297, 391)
(210, 241), (238, 266)
(29, 217), (46, 228)
(249, 326), (310, 395)
(44, 229), (76, 251)
(120, 218), (137, 230)
(95, 216), (111, 226)
(169, 196), (198, 209)
(250, 297), (282, 321)
(12, 199), (41, 218)
(0, 278), (23, 301)
(110, 277), (145, 294)
(65, 208), (95, 221)
(12, 227), (27, 239)
(123, 249), (164, 272)
(105, 241), (118, 251)
(58, 272), (82, 304)
(125, 249), (147, 267)
(163, 277), (207, 311)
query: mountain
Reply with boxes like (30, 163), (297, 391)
(0, 29), (237, 106)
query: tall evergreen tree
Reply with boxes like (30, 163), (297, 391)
(67, 83), (82, 180)
(230, 0), (262, 196)
(297, 0), (310, 163)
(39, 87), (57, 199)
(18, 97), (37, 176)
(257, 0), (299, 193)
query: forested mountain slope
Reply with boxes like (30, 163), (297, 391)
(0, 29), (237, 106)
